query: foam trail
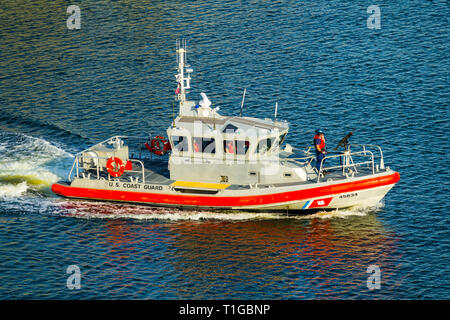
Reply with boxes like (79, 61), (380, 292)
(56, 200), (284, 221)
(294, 202), (384, 220)
(0, 181), (28, 197)
(0, 131), (73, 196)
(55, 199), (385, 221)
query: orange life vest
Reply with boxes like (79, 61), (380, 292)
(314, 134), (325, 151)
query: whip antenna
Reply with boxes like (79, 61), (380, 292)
(274, 102), (278, 121)
(239, 88), (246, 117)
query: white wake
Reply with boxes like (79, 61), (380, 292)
(0, 132), (73, 198)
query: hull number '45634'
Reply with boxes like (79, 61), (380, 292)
(339, 192), (358, 198)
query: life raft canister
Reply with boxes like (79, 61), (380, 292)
(106, 157), (125, 177)
(145, 136), (171, 156)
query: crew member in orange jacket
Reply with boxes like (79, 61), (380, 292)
(314, 129), (327, 172)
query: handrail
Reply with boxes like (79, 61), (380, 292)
(348, 143), (384, 169)
(69, 153), (146, 183)
(131, 159), (146, 183)
(68, 135), (155, 182)
(68, 156), (78, 181)
(317, 150), (375, 182)
(281, 155), (315, 166)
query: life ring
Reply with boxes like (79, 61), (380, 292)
(106, 157), (125, 177)
(146, 136), (171, 156)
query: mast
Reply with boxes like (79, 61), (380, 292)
(175, 39), (192, 115)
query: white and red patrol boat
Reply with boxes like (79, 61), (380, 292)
(52, 41), (400, 213)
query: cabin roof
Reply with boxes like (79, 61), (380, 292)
(173, 115), (288, 138)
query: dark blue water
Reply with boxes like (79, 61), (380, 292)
(0, 0), (449, 299)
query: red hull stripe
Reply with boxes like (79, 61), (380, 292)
(52, 172), (399, 208)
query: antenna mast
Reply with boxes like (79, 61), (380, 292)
(175, 39), (192, 109)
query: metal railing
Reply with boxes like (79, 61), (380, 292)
(281, 155), (315, 167)
(69, 153), (146, 183)
(349, 144), (385, 170)
(316, 144), (385, 182)
(68, 135), (152, 182)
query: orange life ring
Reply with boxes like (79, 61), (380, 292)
(106, 157), (125, 177)
(147, 136), (171, 156)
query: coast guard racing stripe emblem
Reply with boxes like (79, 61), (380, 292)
(302, 197), (333, 209)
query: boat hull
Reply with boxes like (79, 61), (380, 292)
(52, 171), (400, 212)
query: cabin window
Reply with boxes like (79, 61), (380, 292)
(279, 133), (287, 145)
(256, 138), (275, 154)
(222, 123), (239, 133)
(236, 140), (250, 155)
(193, 137), (216, 154)
(224, 140), (235, 154)
(172, 136), (189, 152)
(224, 140), (250, 155)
